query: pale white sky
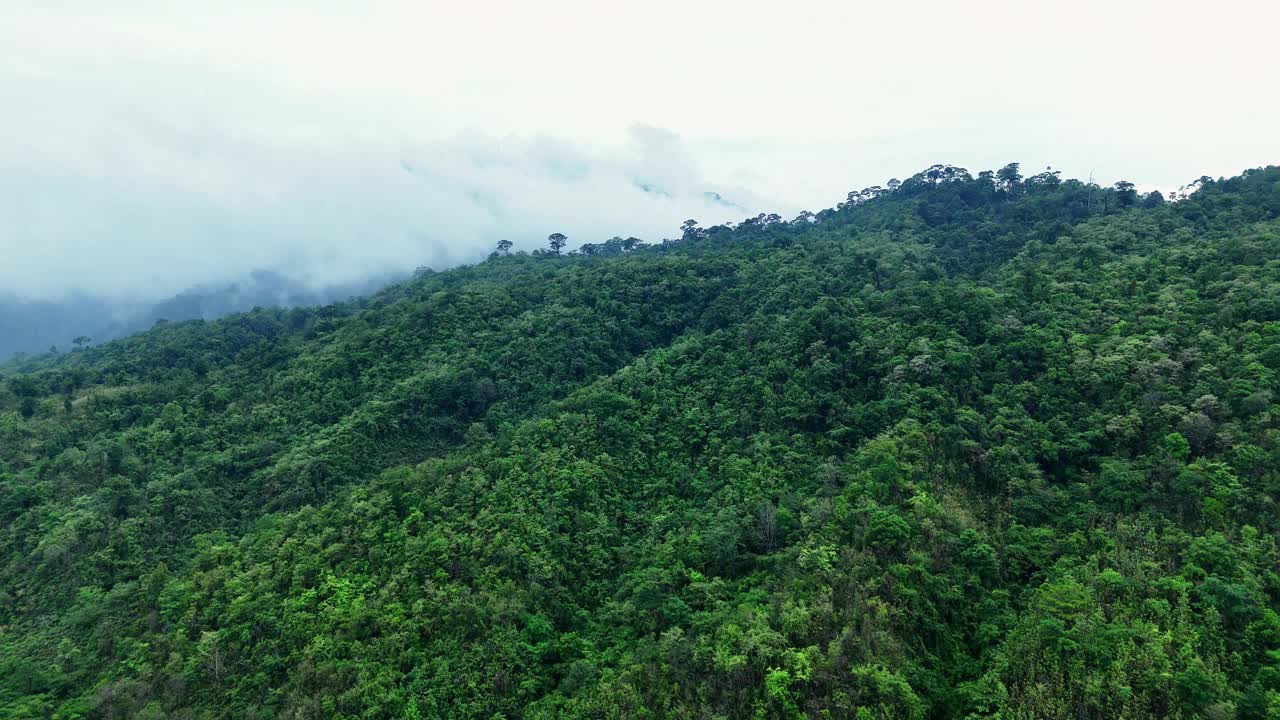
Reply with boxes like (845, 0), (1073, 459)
(2, 0), (1278, 298)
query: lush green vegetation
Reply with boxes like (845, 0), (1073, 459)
(3, 164), (1280, 719)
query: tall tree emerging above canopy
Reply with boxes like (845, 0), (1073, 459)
(548, 232), (567, 255)
(996, 161), (1022, 192)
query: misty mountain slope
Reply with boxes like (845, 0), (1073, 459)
(0, 270), (405, 362)
(2, 165), (1280, 719)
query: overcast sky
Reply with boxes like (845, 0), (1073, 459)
(2, 0), (1277, 300)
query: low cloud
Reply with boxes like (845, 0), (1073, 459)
(0, 121), (768, 301)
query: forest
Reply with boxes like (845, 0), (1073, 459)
(2, 163), (1279, 719)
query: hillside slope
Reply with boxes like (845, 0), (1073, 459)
(2, 165), (1280, 719)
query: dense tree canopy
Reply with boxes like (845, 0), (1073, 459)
(2, 165), (1279, 719)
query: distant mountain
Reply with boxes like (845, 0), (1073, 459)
(0, 270), (404, 360)
(0, 292), (112, 359)
(630, 179), (748, 213)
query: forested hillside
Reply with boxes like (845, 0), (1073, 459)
(2, 164), (1280, 719)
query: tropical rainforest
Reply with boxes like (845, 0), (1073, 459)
(2, 164), (1280, 719)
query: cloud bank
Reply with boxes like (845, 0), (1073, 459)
(0, 121), (765, 301)
(4, 0), (1276, 303)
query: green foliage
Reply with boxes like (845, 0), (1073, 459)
(2, 164), (1279, 719)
